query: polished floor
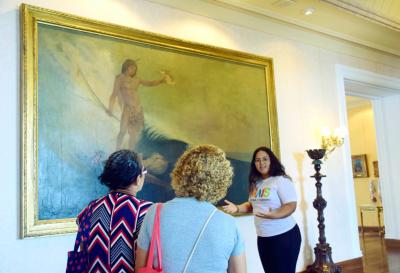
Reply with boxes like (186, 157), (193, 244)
(357, 233), (400, 273)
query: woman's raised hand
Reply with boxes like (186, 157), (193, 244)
(223, 200), (238, 214)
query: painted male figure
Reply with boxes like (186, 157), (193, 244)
(107, 59), (167, 149)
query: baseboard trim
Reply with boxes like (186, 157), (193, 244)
(385, 239), (400, 249)
(297, 239), (399, 272)
(297, 257), (363, 273)
(337, 257), (363, 271)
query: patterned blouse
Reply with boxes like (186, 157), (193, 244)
(77, 192), (152, 273)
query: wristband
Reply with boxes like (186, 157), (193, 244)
(235, 205), (240, 213)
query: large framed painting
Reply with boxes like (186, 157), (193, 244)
(21, 4), (279, 237)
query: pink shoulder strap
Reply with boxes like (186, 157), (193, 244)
(145, 203), (163, 270)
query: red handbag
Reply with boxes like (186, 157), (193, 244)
(138, 203), (163, 273)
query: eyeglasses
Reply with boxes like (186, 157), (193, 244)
(254, 157), (270, 164)
(142, 168), (148, 175)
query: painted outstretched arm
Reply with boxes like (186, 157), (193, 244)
(140, 77), (166, 87)
(140, 71), (174, 87)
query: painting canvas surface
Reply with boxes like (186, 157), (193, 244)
(37, 24), (271, 221)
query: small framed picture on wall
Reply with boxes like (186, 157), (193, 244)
(373, 161), (379, 177)
(352, 154), (369, 178)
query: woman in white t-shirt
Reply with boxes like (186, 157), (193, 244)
(223, 146), (301, 273)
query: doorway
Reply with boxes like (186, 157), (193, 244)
(336, 65), (400, 245)
(345, 95), (384, 239)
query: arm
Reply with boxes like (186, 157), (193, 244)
(139, 77), (166, 87)
(108, 76), (120, 114)
(223, 200), (253, 214)
(135, 204), (156, 271)
(228, 253), (247, 273)
(135, 246), (148, 272)
(255, 201), (297, 219)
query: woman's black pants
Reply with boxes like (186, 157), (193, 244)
(257, 224), (301, 273)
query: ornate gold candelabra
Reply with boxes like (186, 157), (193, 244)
(306, 149), (341, 273)
(321, 127), (345, 160)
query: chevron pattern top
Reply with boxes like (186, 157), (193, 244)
(77, 192), (152, 273)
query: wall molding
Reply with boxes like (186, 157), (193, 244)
(345, 79), (400, 99)
(213, 0), (400, 57)
(385, 239), (400, 249)
(322, 0), (400, 31)
(338, 65), (400, 93)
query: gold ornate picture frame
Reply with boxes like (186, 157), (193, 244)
(21, 4), (279, 237)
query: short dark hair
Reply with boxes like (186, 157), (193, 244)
(99, 150), (143, 190)
(249, 146), (290, 191)
(121, 59), (137, 73)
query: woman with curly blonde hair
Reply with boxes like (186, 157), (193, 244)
(136, 144), (247, 273)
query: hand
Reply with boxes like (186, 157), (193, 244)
(160, 74), (167, 83)
(222, 200), (238, 214)
(160, 70), (175, 85)
(255, 207), (275, 219)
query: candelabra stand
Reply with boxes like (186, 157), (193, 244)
(306, 149), (341, 273)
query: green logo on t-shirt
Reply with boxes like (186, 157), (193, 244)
(256, 187), (270, 198)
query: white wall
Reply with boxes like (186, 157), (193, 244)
(1, 0), (400, 272)
(374, 96), (400, 240)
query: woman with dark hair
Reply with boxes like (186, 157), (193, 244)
(73, 150), (152, 273)
(223, 146), (301, 273)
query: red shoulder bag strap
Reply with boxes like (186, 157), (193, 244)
(145, 203), (163, 270)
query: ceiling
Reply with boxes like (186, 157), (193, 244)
(149, 0), (400, 56)
(322, 0), (400, 31)
(206, 0), (400, 56)
(230, 0), (400, 31)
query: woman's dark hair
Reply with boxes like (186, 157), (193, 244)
(248, 146), (290, 191)
(99, 150), (143, 190)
